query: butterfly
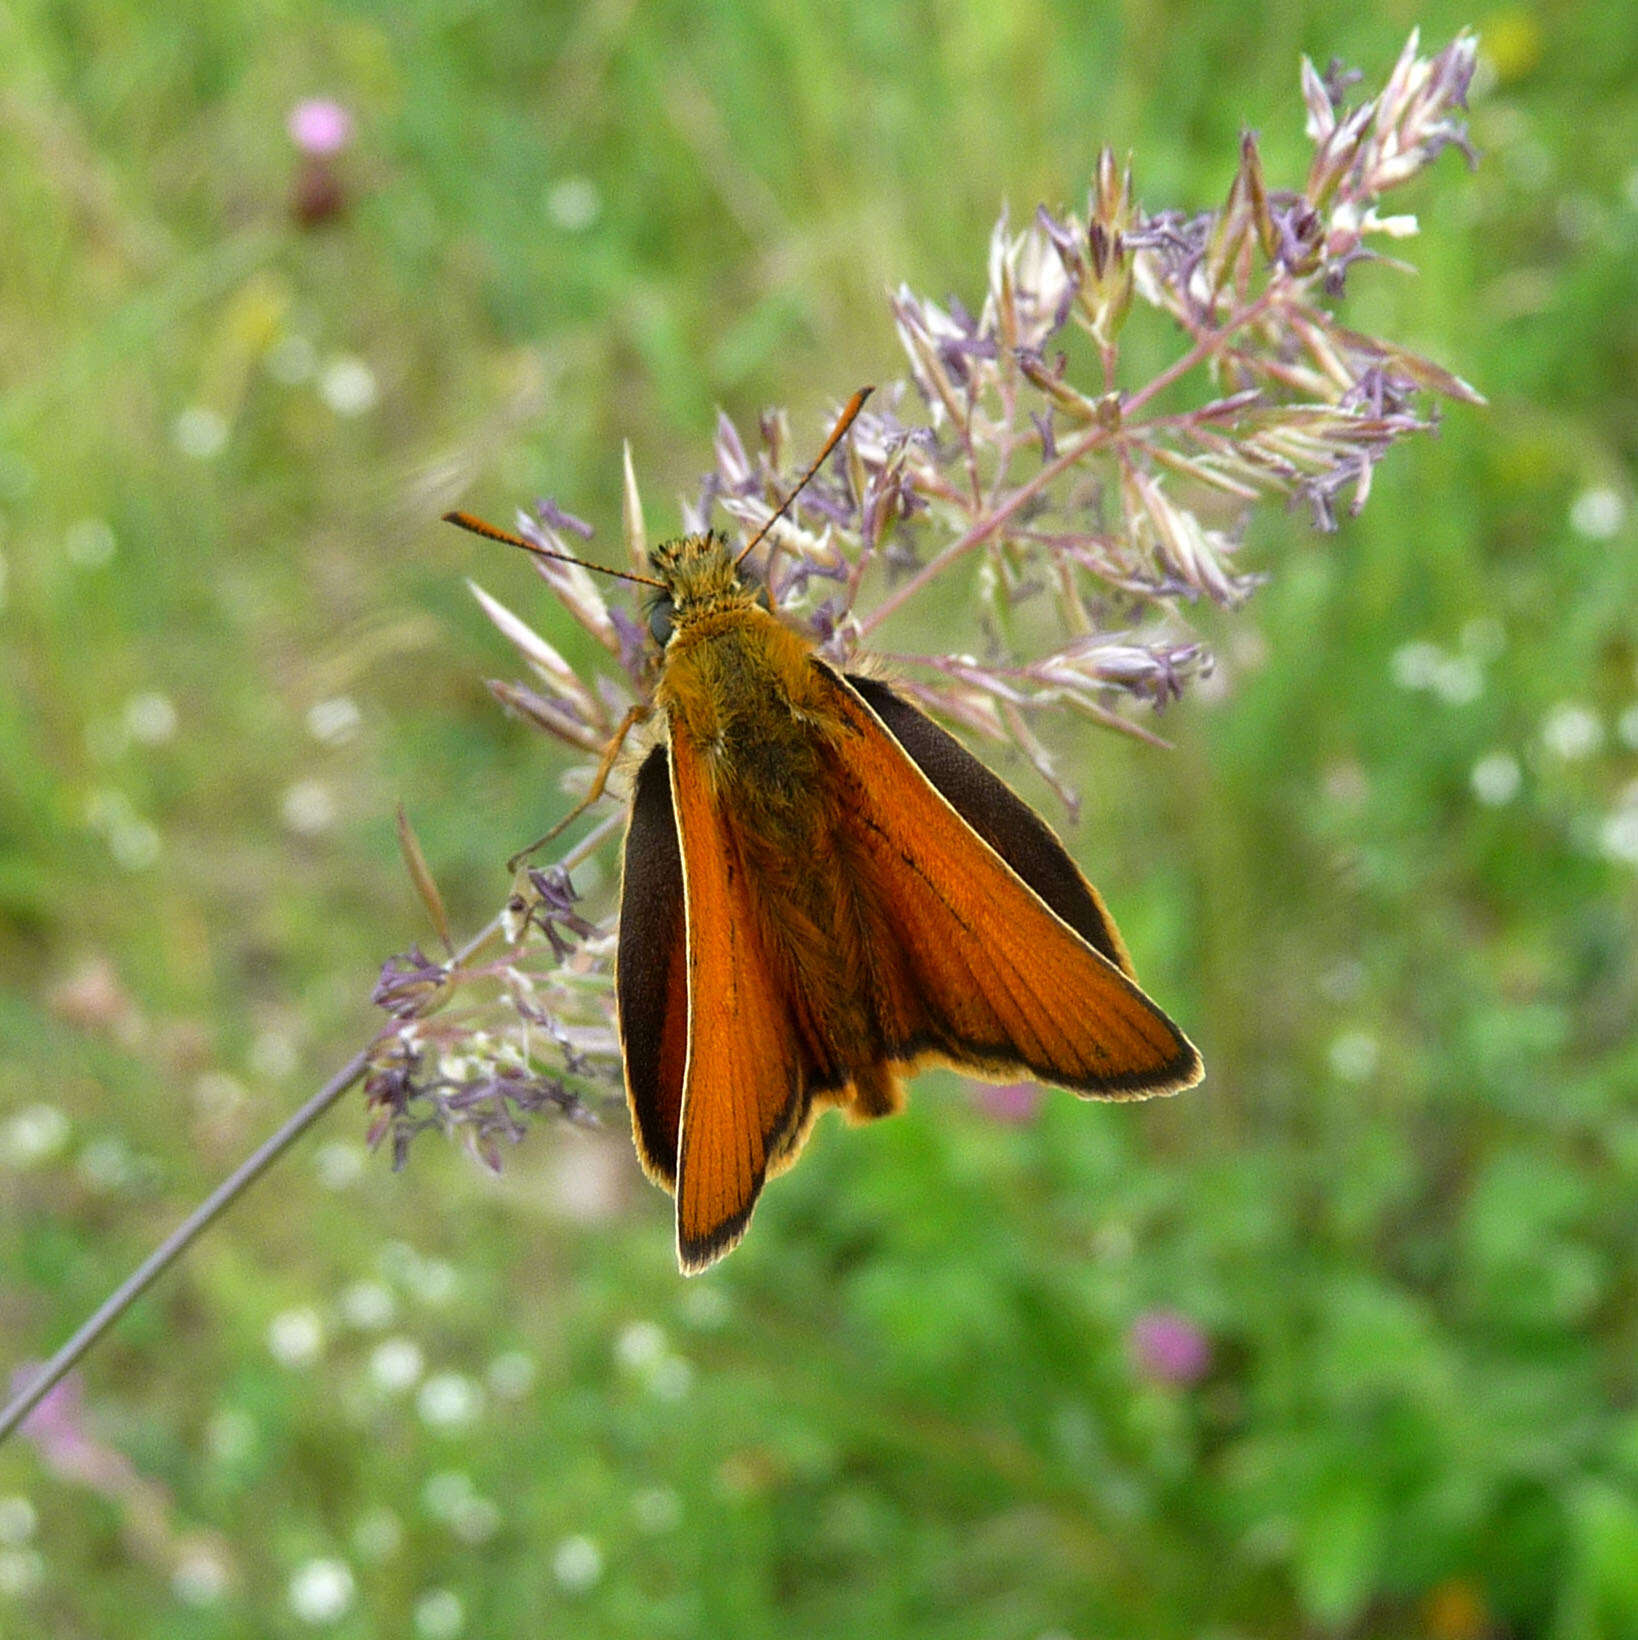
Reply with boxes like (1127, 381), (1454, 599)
(447, 389), (1201, 1271)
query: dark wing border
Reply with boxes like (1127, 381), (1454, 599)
(615, 742), (688, 1188)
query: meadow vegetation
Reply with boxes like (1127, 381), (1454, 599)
(2, 4), (1637, 1636)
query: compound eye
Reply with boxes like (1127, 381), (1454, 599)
(647, 596), (675, 645)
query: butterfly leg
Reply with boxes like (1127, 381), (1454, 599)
(507, 700), (650, 872)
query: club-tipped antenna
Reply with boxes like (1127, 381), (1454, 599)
(733, 386), (873, 570)
(442, 511), (664, 589)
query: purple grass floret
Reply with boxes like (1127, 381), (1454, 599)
(534, 497), (595, 539)
(371, 946), (448, 1019)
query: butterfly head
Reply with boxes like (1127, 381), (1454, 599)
(646, 531), (753, 646)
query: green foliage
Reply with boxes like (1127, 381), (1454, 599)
(3, 1), (1637, 1636)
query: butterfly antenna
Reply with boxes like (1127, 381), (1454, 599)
(734, 386), (873, 570)
(442, 511), (664, 589)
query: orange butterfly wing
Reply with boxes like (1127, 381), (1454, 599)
(819, 666), (1202, 1098)
(667, 724), (811, 1272)
(843, 673), (1135, 978)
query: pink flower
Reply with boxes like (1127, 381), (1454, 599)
(9, 1366), (137, 1495)
(287, 99), (353, 157)
(973, 1081), (1042, 1124)
(1129, 1308), (1211, 1385)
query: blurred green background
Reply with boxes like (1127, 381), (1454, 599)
(3, 1), (1637, 1636)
